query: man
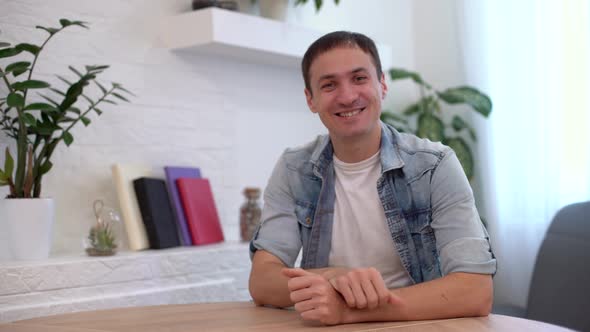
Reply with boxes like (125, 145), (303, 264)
(248, 31), (496, 326)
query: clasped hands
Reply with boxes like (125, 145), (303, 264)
(282, 267), (401, 325)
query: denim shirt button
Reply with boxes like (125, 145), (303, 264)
(305, 217), (311, 225)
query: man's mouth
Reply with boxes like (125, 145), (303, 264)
(336, 108), (365, 118)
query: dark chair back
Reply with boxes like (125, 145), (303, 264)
(526, 201), (590, 331)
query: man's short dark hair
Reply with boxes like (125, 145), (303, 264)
(301, 31), (383, 93)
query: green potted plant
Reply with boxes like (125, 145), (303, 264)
(0, 19), (132, 261)
(380, 68), (492, 181)
(294, 0), (340, 12)
(255, 0), (340, 20)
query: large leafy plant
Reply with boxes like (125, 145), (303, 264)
(0, 19), (132, 198)
(380, 68), (492, 180)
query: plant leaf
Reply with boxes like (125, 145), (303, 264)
(5, 61), (30, 73)
(60, 81), (85, 110)
(103, 99), (117, 105)
(0, 42), (10, 48)
(451, 115), (477, 141)
(0, 47), (22, 59)
(389, 68), (430, 88)
(36, 25), (60, 35)
(417, 113), (445, 142)
(70, 21), (89, 29)
(12, 67), (29, 77)
(62, 131), (74, 146)
(451, 115), (467, 132)
(4, 147), (14, 179)
(59, 116), (77, 123)
(81, 94), (94, 105)
(81, 116), (91, 126)
(39, 160), (53, 175)
(68, 107), (81, 114)
(112, 92), (129, 102)
(68, 66), (84, 78)
(112, 83), (135, 96)
(15, 43), (41, 56)
(49, 87), (66, 96)
(380, 111), (408, 124)
(402, 102), (422, 116)
(86, 64), (109, 72)
(437, 86), (492, 117)
(39, 94), (60, 106)
(56, 75), (72, 85)
(24, 102), (58, 112)
(314, 0), (322, 11)
(94, 108), (103, 115)
(22, 113), (36, 126)
(59, 19), (72, 27)
(444, 137), (474, 180)
(6, 92), (24, 108)
(95, 81), (107, 94)
(12, 79), (51, 90)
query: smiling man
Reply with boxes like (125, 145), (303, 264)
(248, 31), (497, 326)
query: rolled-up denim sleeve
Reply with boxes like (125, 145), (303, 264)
(249, 152), (302, 267)
(431, 148), (497, 276)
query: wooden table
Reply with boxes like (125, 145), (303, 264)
(0, 302), (572, 331)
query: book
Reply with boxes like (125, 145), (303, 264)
(133, 177), (180, 249)
(111, 164), (152, 251)
(164, 166), (202, 246)
(176, 178), (224, 245)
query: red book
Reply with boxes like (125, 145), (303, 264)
(176, 178), (224, 245)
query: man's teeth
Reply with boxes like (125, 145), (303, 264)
(338, 109), (362, 117)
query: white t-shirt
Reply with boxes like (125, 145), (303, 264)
(329, 150), (413, 289)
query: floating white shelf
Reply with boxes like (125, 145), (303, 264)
(159, 8), (392, 68)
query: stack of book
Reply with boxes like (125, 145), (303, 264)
(111, 164), (225, 250)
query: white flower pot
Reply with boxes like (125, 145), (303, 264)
(259, 0), (290, 21)
(0, 198), (55, 262)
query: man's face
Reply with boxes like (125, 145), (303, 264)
(305, 46), (387, 142)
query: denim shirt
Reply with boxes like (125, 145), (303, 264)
(250, 122), (497, 284)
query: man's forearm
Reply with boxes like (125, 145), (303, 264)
(249, 257), (293, 307)
(344, 272), (493, 323)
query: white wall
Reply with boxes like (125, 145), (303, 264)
(0, 0), (416, 255)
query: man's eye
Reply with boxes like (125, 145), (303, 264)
(321, 83), (334, 89)
(355, 76), (368, 82)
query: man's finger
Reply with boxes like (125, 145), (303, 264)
(282, 268), (311, 278)
(290, 288), (313, 303)
(361, 278), (379, 309)
(370, 275), (391, 306)
(349, 276), (368, 309)
(293, 298), (315, 313)
(330, 277), (356, 308)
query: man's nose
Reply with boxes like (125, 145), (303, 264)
(336, 83), (359, 106)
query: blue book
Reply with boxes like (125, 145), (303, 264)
(164, 166), (201, 246)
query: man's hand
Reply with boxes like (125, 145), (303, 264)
(329, 267), (401, 310)
(282, 268), (350, 325)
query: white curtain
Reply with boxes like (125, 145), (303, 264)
(456, 0), (590, 308)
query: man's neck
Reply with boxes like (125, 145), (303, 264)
(331, 129), (381, 163)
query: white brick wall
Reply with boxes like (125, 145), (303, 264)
(0, 0), (415, 257)
(0, 243), (252, 322)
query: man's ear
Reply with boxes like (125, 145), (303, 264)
(305, 88), (317, 113)
(380, 73), (388, 99)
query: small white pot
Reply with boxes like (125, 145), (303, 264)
(259, 0), (290, 21)
(0, 198), (55, 262)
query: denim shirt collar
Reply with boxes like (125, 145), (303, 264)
(310, 121), (405, 176)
